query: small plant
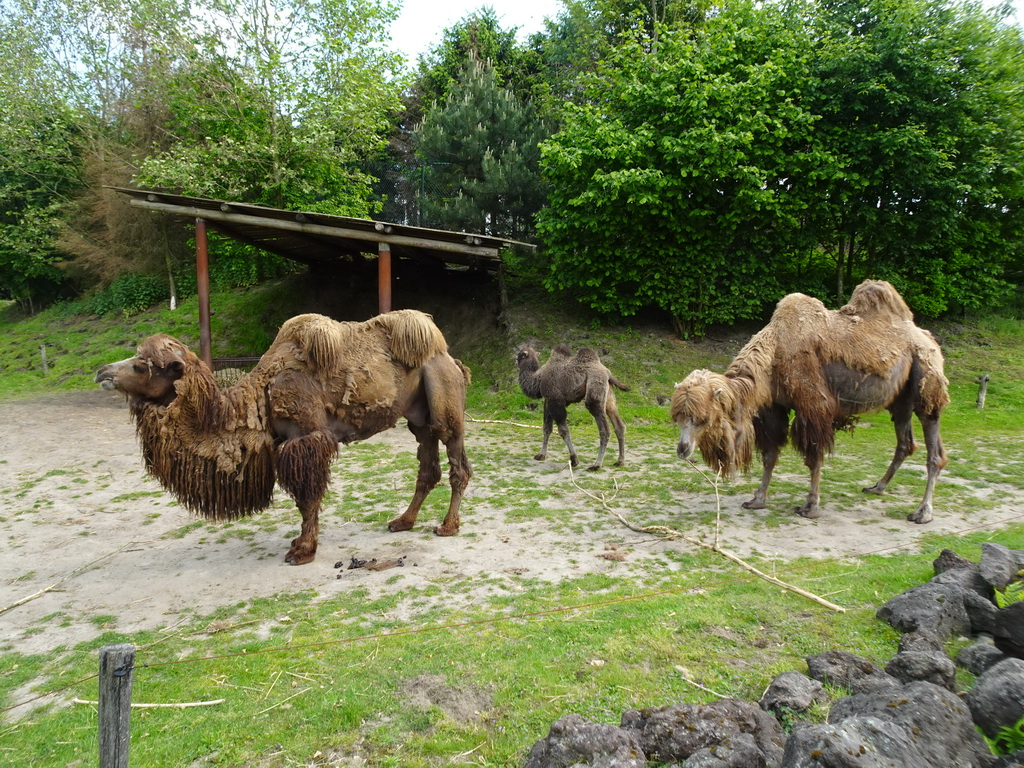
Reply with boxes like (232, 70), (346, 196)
(992, 717), (1024, 755)
(995, 574), (1024, 608)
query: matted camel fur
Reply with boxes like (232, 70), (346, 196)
(670, 280), (949, 523)
(516, 344), (629, 471)
(95, 310), (472, 564)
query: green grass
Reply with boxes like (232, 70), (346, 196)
(2, 280), (1024, 766)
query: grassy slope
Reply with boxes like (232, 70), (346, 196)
(2, 280), (1023, 766)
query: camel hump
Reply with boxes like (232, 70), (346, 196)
(371, 309), (449, 368)
(273, 314), (346, 375)
(841, 280), (913, 321)
(574, 347), (599, 362)
(550, 344), (573, 359)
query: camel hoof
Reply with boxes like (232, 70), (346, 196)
(533, 453), (546, 461)
(586, 464), (601, 472)
(862, 484), (885, 496)
(285, 549), (316, 566)
(387, 517), (414, 533)
(741, 499), (766, 510)
(569, 457), (579, 468)
(795, 504), (821, 519)
(433, 525), (459, 537)
(907, 506), (933, 524)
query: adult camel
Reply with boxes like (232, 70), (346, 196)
(670, 281), (949, 523)
(95, 310), (472, 564)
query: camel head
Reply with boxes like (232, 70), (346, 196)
(515, 346), (539, 371)
(670, 369), (752, 475)
(95, 334), (197, 407)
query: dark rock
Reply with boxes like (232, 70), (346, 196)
(897, 631), (944, 654)
(620, 698), (784, 766)
(934, 548), (978, 574)
(932, 566), (996, 601)
(681, 732), (765, 767)
(780, 716), (932, 767)
(980, 543), (1019, 591)
(522, 714), (646, 768)
(876, 582), (972, 640)
(994, 602), (1024, 659)
(989, 750), (1024, 768)
(805, 650), (900, 694)
(884, 650), (956, 689)
(829, 681), (994, 767)
(962, 588), (1000, 635)
(758, 671), (826, 717)
(967, 658), (1024, 739)
(957, 636), (1008, 676)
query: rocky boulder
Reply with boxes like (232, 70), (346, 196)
(805, 650), (899, 694)
(620, 698), (785, 766)
(967, 658), (1024, 740)
(523, 714), (646, 768)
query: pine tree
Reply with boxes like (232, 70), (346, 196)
(414, 56), (548, 241)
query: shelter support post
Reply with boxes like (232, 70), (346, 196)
(195, 217), (213, 369)
(378, 242), (392, 314)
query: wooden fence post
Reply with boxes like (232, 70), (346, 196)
(99, 643), (135, 768)
(976, 374), (990, 409)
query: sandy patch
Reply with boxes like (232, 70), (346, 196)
(1, 391), (1019, 662)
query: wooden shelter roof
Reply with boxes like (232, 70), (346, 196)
(110, 187), (532, 271)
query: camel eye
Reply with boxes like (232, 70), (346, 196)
(133, 363), (147, 374)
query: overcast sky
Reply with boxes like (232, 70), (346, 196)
(387, 0), (1022, 63)
(388, 0), (560, 62)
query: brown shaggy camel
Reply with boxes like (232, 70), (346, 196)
(95, 310), (473, 565)
(516, 344), (629, 471)
(670, 280), (949, 523)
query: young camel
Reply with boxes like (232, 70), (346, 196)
(516, 344), (629, 470)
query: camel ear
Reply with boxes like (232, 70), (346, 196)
(165, 359), (185, 379)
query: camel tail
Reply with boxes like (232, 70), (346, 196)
(454, 358), (472, 386)
(609, 375), (630, 392)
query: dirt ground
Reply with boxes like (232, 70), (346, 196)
(2, 390), (1020, 663)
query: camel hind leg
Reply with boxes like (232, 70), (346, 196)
(583, 389), (612, 471)
(863, 393), (916, 498)
(908, 408), (947, 524)
(389, 357), (473, 535)
(387, 422), (443, 533)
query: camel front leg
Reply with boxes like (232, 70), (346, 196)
(287, 502), (321, 565)
(388, 423), (442, 533)
(535, 402), (554, 461)
(908, 411), (947, 524)
(742, 444), (780, 510)
(276, 430), (336, 565)
(743, 406), (788, 510)
(796, 461), (823, 519)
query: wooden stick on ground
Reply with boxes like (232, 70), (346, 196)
(467, 416), (541, 429)
(568, 464), (846, 613)
(73, 698), (225, 709)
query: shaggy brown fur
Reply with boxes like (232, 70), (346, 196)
(670, 280), (949, 523)
(516, 344), (628, 471)
(95, 310), (473, 564)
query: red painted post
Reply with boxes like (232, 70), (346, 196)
(195, 218), (213, 369)
(378, 242), (392, 314)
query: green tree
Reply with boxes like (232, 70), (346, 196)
(538, 2), (836, 335)
(0, 10), (80, 307)
(806, 0), (1024, 313)
(136, 0), (405, 216)
(415, 56), (549, 241)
